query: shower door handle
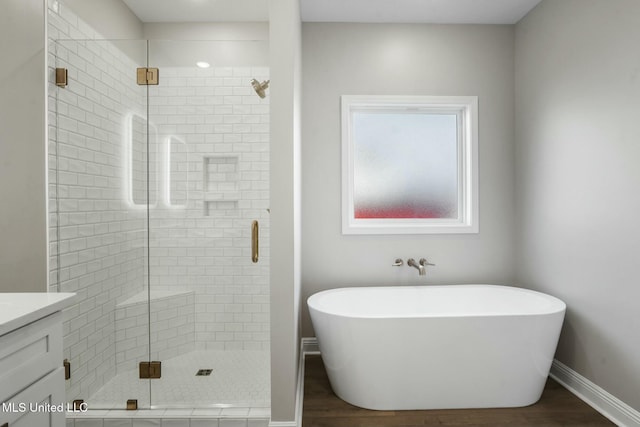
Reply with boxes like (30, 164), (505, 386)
(251, 220), (259, 263)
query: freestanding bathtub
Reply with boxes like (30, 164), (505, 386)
(307, 285), (566, 410)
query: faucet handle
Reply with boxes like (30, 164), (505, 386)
(392, 258), (404, 267)
(419, 258), (435, 267)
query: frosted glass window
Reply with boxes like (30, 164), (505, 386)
(342, 95), (478, 234)
(353, 112), (458, 219)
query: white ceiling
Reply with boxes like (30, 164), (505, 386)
(121, 0), (270, 23)
(301, 0), (542, 24)
(121, 0), (541, 24)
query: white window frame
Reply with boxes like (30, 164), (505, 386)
(341, 95), (479, 235)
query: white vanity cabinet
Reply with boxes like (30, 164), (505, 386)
(0, 293), (75, 427)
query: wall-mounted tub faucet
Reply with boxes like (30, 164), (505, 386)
(407, 258), (425, 275)
(407, 258), (435, 276)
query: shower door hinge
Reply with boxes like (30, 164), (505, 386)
(139, 361), (162, 379)
(137, 67), (159, 85)
(72, 400), (85, 411)
(63, 359), (71, 380)
(56, 68), (68, 87)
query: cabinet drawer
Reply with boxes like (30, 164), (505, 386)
(0, 367), (65, 427)
(0, 312), (63, 403)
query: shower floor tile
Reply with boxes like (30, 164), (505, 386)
(87, 350), (270, 410)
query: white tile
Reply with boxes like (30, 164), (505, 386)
(132, 420), (161, 427)
(106, 411), (139, 418)
(247, 408), (270, 418)
(191, 409), (222, 417)
(220, 408), (249, 417)
(218, 420), (247, 427)
(161, 420), (189, 427)
(104, 420), (134, 427)
(75, 420), (104, 427)
(189, 420), (219, 427)
(162, 409), (193, 418)
(71, 410), (111, 418)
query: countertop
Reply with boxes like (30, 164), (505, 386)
(0, 293), (75, 336)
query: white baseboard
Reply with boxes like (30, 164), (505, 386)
(296, 337), (320, 426)
(301, 336), (319, 354)
(269, 338), (319, 427)
(550, 359), (640, 427)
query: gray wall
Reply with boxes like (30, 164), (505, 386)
(301, 23), (517, 336)
(269, 0), (302, 422)
(0, 0), (47, 292)
(143, 22), (268, 41)
(515, 0), (640, 410)
(59, 0), (143, 39)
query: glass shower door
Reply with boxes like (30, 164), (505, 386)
(50, 38), (153, 409)
(146, 39), (271, 409)
(50, 36), (271, 412)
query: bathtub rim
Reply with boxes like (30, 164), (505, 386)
(307, 284), (567, 319)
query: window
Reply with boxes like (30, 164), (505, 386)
(341, 95), (478, 234)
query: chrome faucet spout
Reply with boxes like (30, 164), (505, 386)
(407, 258), (426, 276)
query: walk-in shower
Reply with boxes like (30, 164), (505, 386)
(47, 0), (270, 417)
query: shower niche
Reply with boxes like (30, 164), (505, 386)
(202, 155), (240, 216)
(48, 1), (270, 415)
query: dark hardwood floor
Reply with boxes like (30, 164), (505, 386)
(302, 355), (616, 427)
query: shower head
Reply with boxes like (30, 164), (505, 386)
(251, 79), (270, 99)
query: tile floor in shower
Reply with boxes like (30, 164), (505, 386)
(86, 350), (270, 413)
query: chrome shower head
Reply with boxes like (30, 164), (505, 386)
(251, 78), (270, 98)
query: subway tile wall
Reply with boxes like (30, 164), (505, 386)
(48, 0), (148, 401)
(148, 68), (270, 352)
(48, 0), (270, 405)
(115, 291), (196, 373)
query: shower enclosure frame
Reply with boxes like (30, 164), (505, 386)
(48, 31), (271, 412)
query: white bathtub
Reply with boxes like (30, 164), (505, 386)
(307, 284), (566, 410)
